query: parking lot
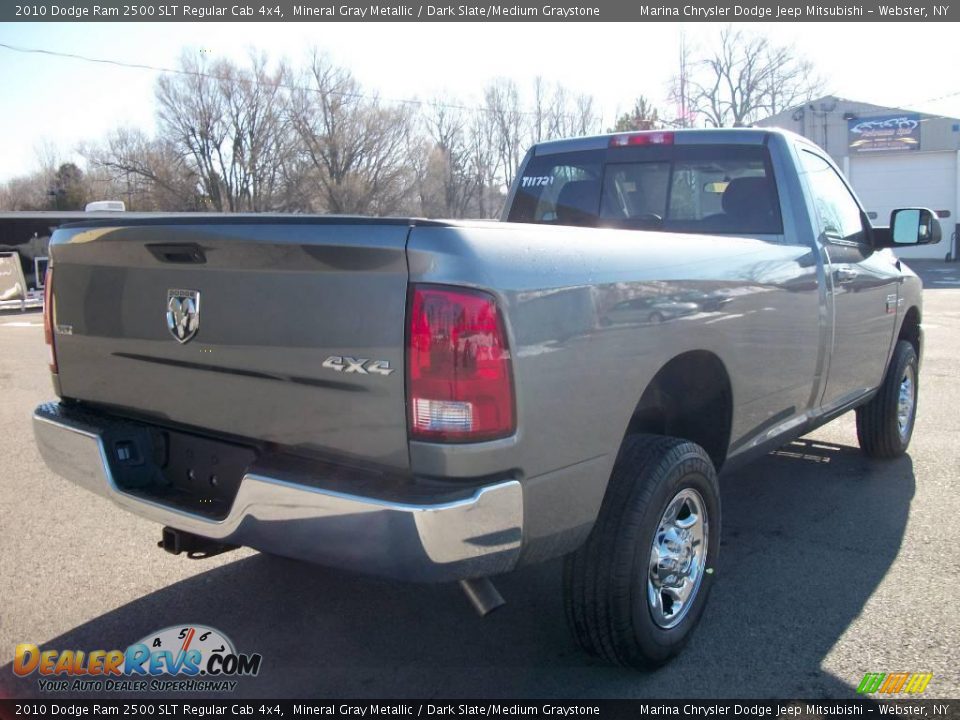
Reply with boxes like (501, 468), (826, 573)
(1, 261), (958, 700)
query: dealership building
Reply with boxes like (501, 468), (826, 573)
(757, 95), (960, 260)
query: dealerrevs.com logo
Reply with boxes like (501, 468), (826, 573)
(857, 672), (933, 695)
(13, 625), (262, 693)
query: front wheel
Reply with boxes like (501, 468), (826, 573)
(856, 340), (919, 459)
(563, 434), (720, 668)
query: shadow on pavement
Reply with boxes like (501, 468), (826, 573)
(2, 439), (914, 699)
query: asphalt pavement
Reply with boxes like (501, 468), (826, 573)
(0, 261), (958, 699)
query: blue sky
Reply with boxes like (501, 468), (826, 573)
(2, 22), (959, 181)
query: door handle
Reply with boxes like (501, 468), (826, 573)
(834, 267), (857, 284)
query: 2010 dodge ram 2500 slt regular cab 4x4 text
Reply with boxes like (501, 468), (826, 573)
(34, 129), (941, 668)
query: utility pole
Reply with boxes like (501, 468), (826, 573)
(813, 100), (837, 154)
(678, 32), (690, 128)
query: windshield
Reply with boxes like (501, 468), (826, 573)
(507, 144), (783, 235)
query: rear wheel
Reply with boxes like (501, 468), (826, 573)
(563, 434), (720, 668)
(856, 340), (919, 459)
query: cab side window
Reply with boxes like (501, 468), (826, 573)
(800, 150), (866, 244)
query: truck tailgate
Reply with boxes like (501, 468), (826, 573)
(49, 218), (411, 470)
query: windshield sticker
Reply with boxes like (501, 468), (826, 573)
(521, 175), (554, 188)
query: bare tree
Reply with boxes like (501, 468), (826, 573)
(421, 98), (476, 218)
(287, 51), (415, 215)
(468, 108), (500, 219)
(156, 54), (231, 209)
(667, 32), (697, 128)
(221, 52), (294, 211)
(0, 145), (93, 211)
(0, 172), (51, 210)
(761, 43), (823, 118)
(570, 93), (601, 137)
(531, 76), (548, 144)
(81, 127), (203, 210)
(7, 49), (622, 218)
(155, 51), (291, 211)
(545, 83), (570, 138)
(678, 27), (824, 128)
(484, 79), (526, 191)
(0, 142), (68, 210)
(33, 141), (62, 185)
(530, 79), (600, 143)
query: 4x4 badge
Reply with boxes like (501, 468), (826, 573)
(322, 356), (394, 376)
(166, 289), (200, 344)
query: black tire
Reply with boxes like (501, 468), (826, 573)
(563, 434), (720, 668)
(856, 340), (919, 459)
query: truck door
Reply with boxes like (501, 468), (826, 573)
(799, 149), (900, 410)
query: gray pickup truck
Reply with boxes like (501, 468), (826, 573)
(34, 128), (941, 668)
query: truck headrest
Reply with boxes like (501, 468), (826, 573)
(556, 181), (600, 226)
(722, 177), (775, 218)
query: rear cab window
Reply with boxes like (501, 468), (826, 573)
(507, 143), (783, 236)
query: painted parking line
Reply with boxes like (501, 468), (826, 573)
(0, 321), (42, 327)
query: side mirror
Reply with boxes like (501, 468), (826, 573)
(888, 208), (942, 246)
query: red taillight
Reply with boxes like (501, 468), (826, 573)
(42, 267), (57, 373)
(609, 131), (674, 147)
(407, 285), (515, 442)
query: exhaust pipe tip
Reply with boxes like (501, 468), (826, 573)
(459, 577), (505, 617)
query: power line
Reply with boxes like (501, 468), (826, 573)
(907, 88), (960, 109)
(15, 37), (955, 134)
(0, 40), (431, 107)
(0, 40), (603, 123)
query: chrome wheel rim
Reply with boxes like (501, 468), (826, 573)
(647, 488), (709, 629)
(897, 365), (916, 442)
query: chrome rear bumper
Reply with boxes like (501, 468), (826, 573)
(33, 403), (523, 582)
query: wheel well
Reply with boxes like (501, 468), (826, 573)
(625, 351), (733, 470)
(898, 306), (921, 357)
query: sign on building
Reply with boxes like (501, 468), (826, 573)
(848, 114), (921, 153)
